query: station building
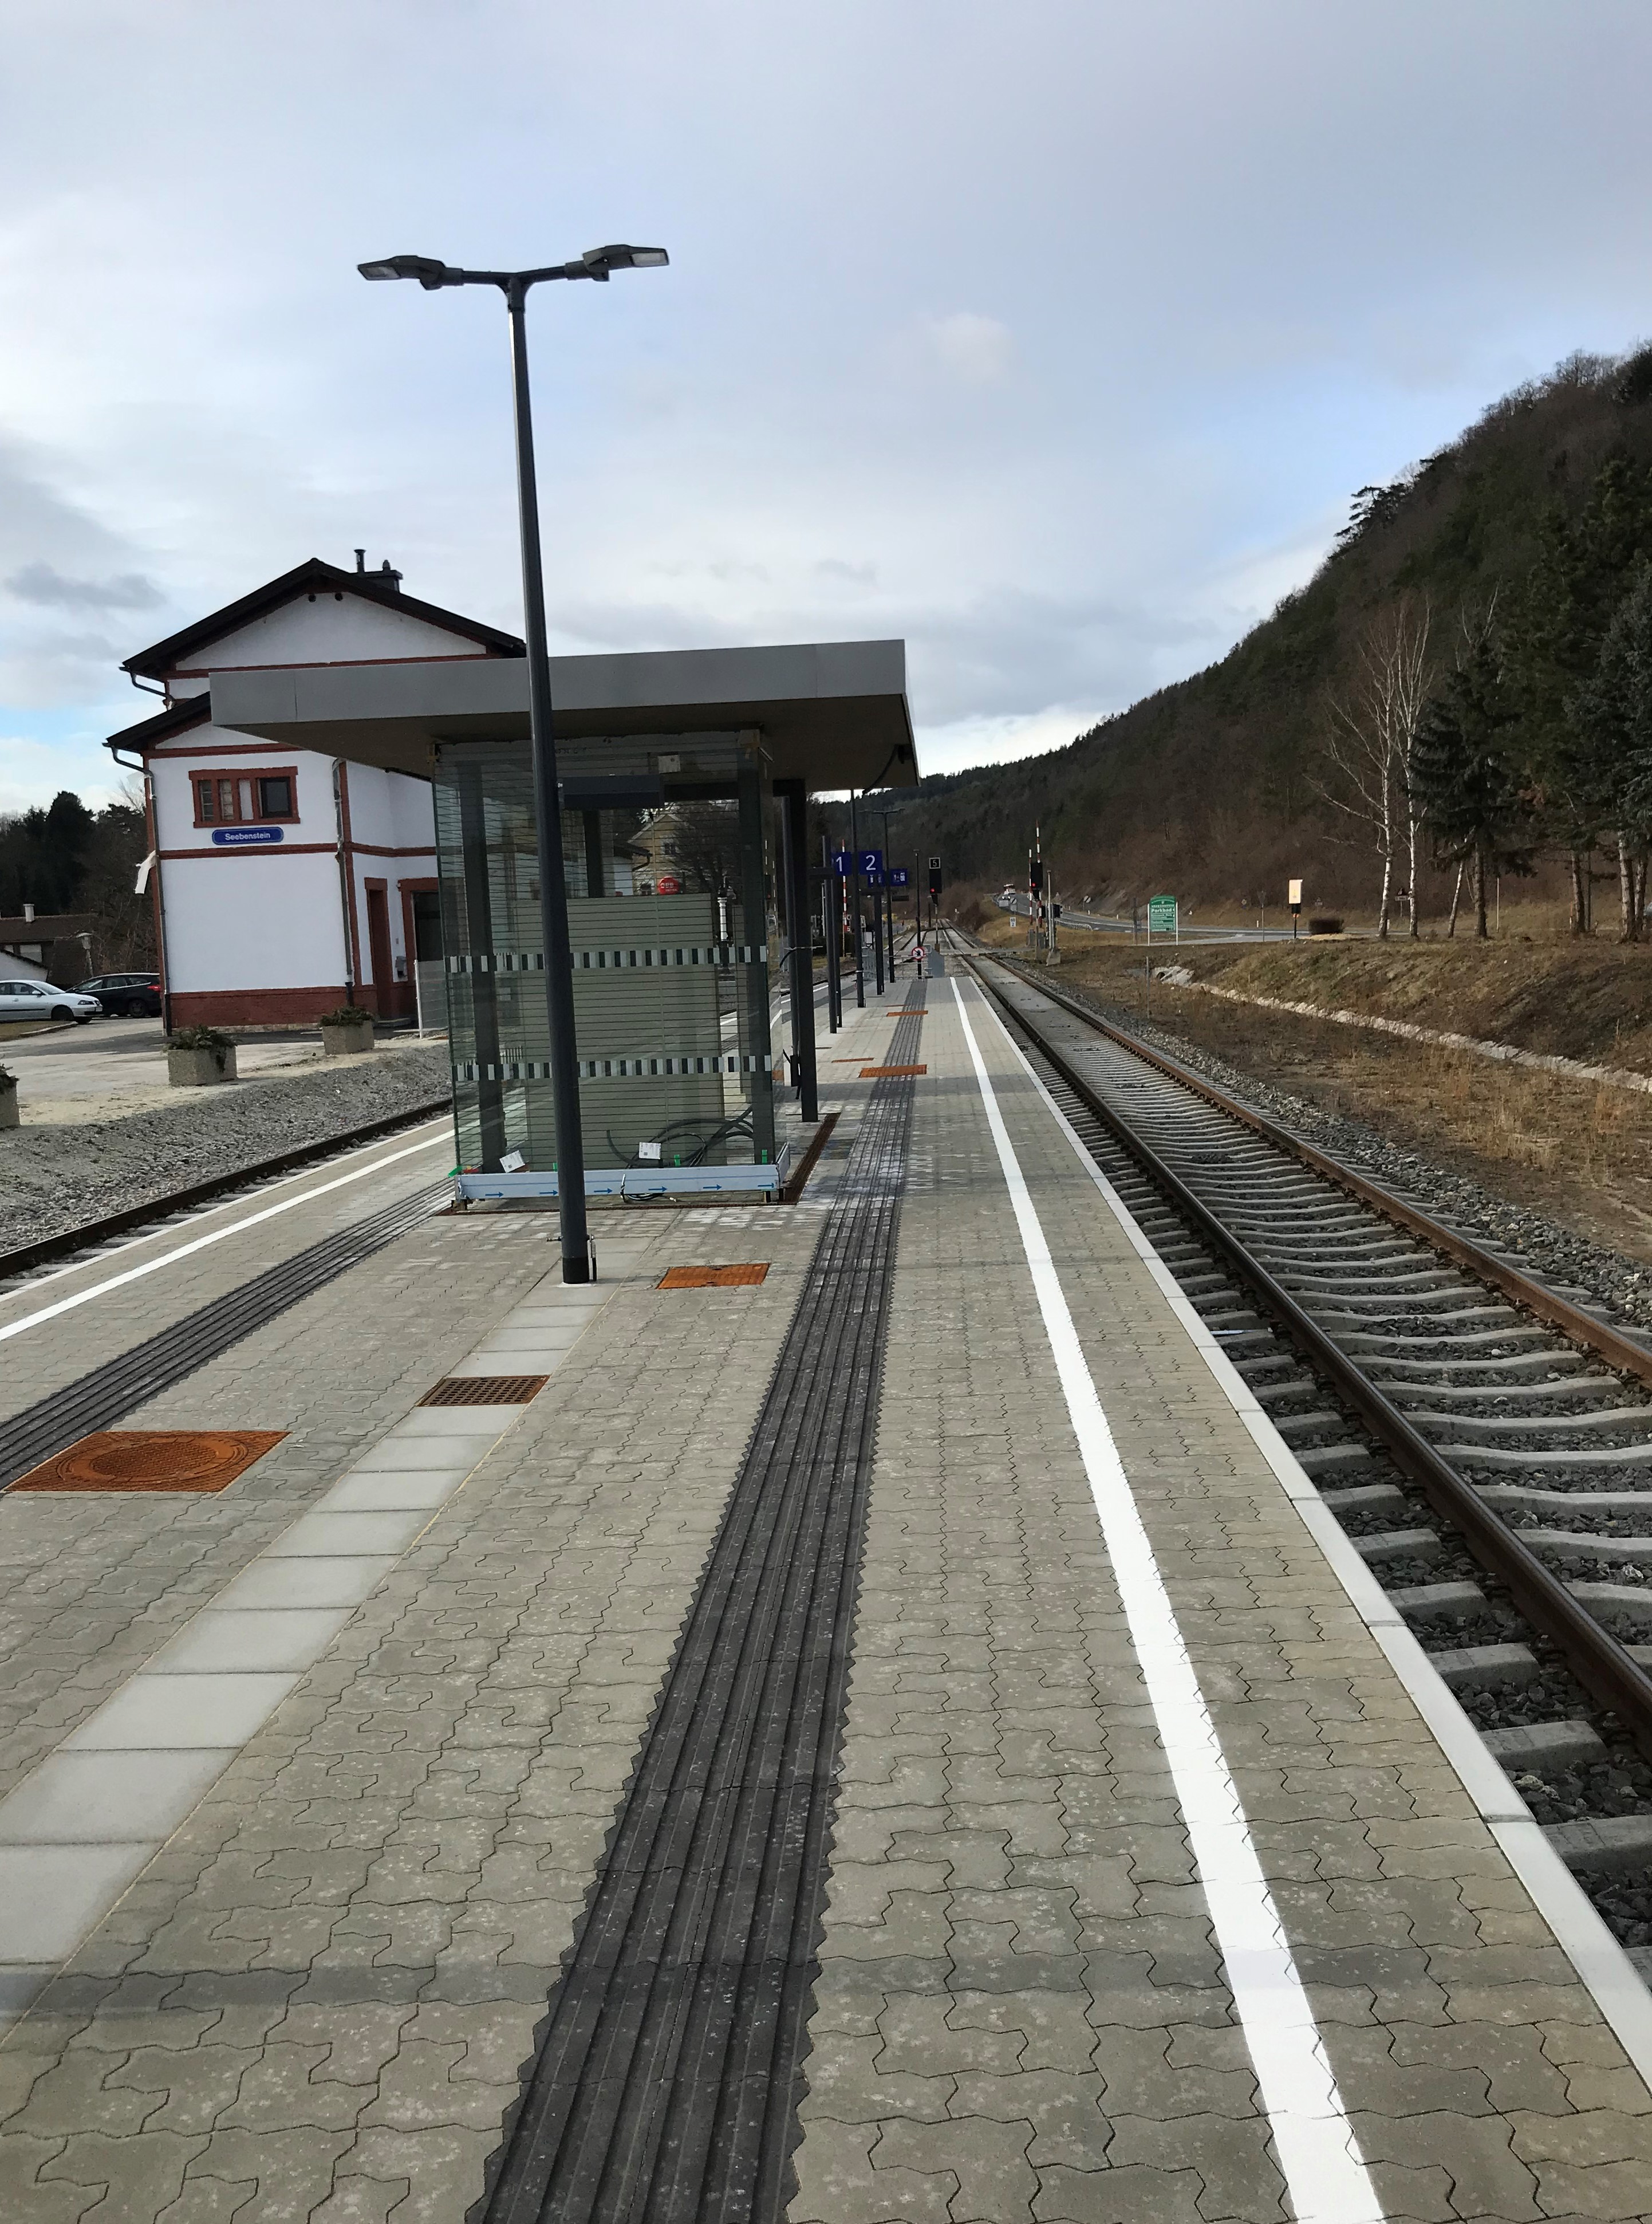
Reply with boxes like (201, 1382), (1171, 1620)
(105, 556), (525, 1029)
(208, 637), (916, 1198)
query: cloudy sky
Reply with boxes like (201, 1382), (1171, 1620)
(3, 0), (1650, 809)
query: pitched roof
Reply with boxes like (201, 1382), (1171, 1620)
(105, 693), (212, 756)
(121, 557), (525, 679)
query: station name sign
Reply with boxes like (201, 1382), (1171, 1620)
(211, 826), (285, 848)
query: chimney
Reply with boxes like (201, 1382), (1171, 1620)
(378, 558), (403, 591)
(354, 548), (366, 572)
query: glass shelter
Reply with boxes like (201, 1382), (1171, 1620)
(204, 634), (918, 1202)
(434, 729), (783, 1193)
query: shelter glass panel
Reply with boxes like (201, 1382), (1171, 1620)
(431, 734), (780, 1180)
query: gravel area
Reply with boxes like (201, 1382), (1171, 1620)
(0, 1048), (452, 1252)
(1041, 966), (1652, 1339)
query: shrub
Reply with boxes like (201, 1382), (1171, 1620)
(1307, 916), (1345, 935)
(171, 1026), (234, 1051)
(318, 1005), (375, 1028)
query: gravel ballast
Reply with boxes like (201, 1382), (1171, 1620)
(0, 1048), (452, 1253)
(1023, 963), (1652, 1342)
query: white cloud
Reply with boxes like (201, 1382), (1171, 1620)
(916, 704), (1103, 780)
(6, 561), (163, 610)
(2, 0), (1652, 802)
(921, 311), (1015, 386)
(0, 729), (123, 813)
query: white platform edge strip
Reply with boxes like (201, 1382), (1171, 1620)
(951, 981), (1383, 2224)
(0, 1123), (453, 1347)
(968, 975), (1652, 2097)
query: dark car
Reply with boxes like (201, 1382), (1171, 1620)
(80, 973), (163, 1018)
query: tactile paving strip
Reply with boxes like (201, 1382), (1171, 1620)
(9, 1428), (285, 1493)
(417, 1375), (549, 1407)
(657, 1264), (770, 1289)
(859, 1062), (926, 1077)
(476, 982), (925, 2223)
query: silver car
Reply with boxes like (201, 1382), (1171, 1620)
(0, 978), (101, 1025)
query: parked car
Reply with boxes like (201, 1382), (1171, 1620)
(0, 978), (102, 1024)
(79, 972), (163, 1018)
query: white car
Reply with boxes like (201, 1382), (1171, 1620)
(0, 978), (101, 1025)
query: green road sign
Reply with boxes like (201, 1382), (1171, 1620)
(1147, 894), (1178, 934)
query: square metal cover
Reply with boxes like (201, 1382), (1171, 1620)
(10, 1430), (286, 1494)
(657, 1264), (770, 1289)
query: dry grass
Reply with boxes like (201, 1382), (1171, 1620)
(1122, 983), (1652, 1262)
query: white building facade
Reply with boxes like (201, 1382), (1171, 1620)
(107, 557), (522, 1029)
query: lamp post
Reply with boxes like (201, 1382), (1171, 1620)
(878, 808), (897, 979)
(359, 244), (667, 1284)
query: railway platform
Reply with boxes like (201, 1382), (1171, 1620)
(2, 965), (1651, 2223)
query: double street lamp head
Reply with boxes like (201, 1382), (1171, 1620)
(357, 245), (668, 289)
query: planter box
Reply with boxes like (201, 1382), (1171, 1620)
(0, 1088), (17, 1130)
(168, 1044), (237, 1087)
(321, 1020), (374, 1057)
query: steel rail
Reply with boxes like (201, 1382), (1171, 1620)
(996, 959), (1652, 1389)
(962, 951), (1652, 1759)
(0, 1095), (452, 1285)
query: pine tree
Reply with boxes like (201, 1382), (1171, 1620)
(1504, 456), (1652, 929)
(1571, 562), (1652, 938)
(1412, 628), (1536, 936)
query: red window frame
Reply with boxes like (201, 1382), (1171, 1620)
(190, 765), (299, 828)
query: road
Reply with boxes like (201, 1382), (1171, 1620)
(993, 892), (1323, 943)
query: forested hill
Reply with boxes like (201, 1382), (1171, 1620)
(879, 346), (1652, 914)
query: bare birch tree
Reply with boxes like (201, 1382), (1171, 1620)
(1312, 595), (1434, 938)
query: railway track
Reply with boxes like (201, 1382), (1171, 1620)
(0, 1095), (452, 1293)
(950, 936), (1652, 1977)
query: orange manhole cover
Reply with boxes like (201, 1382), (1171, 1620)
(658, 1264), (770, 1290)
(11, 1429), (286, 1494)
(861, 1064), (926, 1078)
(419, 1375), (549, 1407)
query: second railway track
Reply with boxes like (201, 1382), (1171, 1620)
(951, 936), (1652, 1980)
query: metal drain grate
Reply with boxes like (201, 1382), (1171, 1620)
(657, 1263), (770, 1289)
(419, 1375), (549, 1407)
(859, 1062), (926, 1077)
(10, 1428), (285, 1494)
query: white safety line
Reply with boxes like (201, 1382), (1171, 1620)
(950, 979), (1382, 2224)
(0, 1125), (452, 1347)
(975, 975), (1652, 2093)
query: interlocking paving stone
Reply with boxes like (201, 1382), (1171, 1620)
(787, 982), (1652, 2224)
(12, 971), (1650, 2220)
(0, 985), (914, 2218)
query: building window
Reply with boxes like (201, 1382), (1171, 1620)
(190, 767), (299, 828)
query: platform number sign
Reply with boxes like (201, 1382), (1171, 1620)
(859, 848), (883, 877)
(832, 849), (853, 877)
(1147, 894), (1178, 936)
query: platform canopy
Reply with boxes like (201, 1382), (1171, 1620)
(209, 637), (917, 792)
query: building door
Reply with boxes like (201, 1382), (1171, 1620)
(364, 883), (395, 1018)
